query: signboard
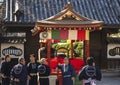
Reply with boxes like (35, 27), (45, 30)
(107, 44), (120, 58)
(1, 43), (24, 58)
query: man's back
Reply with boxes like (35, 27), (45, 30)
(78, 57), (102, 85)
(79, 65), (102, 80)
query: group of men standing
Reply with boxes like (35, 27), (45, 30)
(0, 54), (102, 85)
(0, 54), (50, 85)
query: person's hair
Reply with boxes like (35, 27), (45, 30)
(18, 57), (25, 63)
(5, 55), (10, 61)
(87, 57), (94, 66)
(30, 54), (35, 58)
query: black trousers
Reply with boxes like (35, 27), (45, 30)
(2, 78), (10, 85)
(63, 77), (73, 85)
(13, 82), (27, 85)
(29, 76), (38, 85)
(13, 80), (27, 85)
(39, 78), (49, 85)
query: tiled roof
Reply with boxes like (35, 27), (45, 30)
(0, 37), (26, 43)
(107, 37), (120, 44)
(2, 0), (120, 24)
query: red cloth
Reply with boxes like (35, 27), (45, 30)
(47, 57), (84, 74)
(70, 58), (84, 73)
(60, 30), (68, 40)
(77, 30), (86, 40)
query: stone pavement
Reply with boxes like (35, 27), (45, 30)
(97, 70), (120, 85)
(97, 76), (120, 85)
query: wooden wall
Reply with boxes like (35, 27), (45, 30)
(90, 29), (107, 69)
(4, 26), (39, 63)
(24, 29), (39, 63)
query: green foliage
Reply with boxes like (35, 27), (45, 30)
(52, 42), (83, 58)
(74, 42), (83, 58)
(52, 44), (58, 49)
(52, 43), (69, 50)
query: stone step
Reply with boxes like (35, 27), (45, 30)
(101, 69), (120, 77)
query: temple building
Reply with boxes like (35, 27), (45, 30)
(0, 0), (120, 69)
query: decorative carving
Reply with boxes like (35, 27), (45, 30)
(2, 46), (23, 56)
(109, 47), (120, 56)
(41, 32), (48, 38)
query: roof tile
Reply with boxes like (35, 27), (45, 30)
(2, 0), (120, 24)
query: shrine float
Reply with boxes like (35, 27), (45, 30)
(31, 2), (103, 85)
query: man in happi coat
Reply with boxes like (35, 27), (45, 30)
(1, 55), (12, 85)
(57, 57), (76, 85)
(11, 57), (27, 85)
(78, 57), (102, 85)
(38, 58), (50, 85)
(27, 54), (40, 85)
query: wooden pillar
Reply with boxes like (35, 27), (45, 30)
(70, 40), (74, 58)
(82, 38), (90, 85)
(85, 40), (90, 58)
(84, 30), (90, 65)
(47, 39), (51, 66)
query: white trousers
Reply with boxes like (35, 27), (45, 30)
(83, 78), (96, 85)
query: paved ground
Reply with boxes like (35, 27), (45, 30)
(97, 76), (120, 85)
(75, 70), (120, 85)
(75, 76), (120, 85)
(97, 70), (120, 85)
